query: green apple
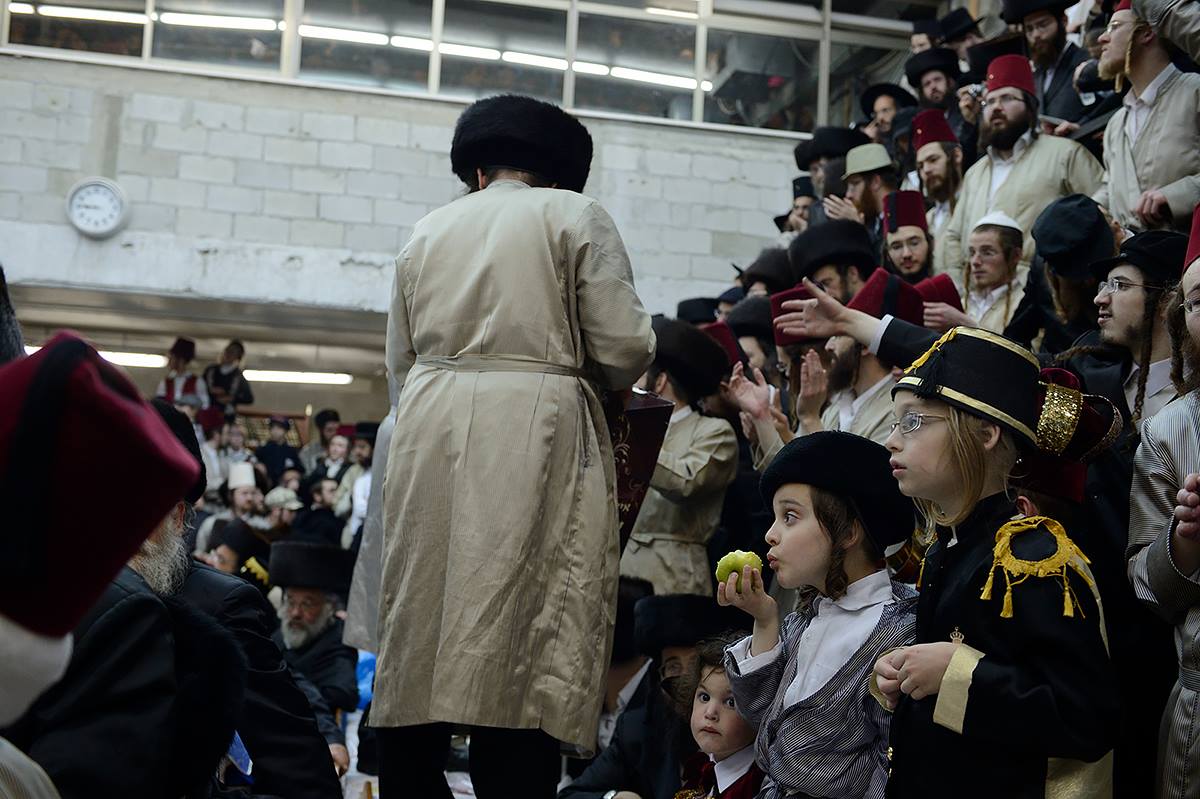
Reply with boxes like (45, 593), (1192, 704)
(715, 550), (763, 591)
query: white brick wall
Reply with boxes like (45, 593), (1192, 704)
(0, 54), (799, 315)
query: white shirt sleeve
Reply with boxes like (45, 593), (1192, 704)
(867, 315), (893, 355)
(728, 633), (783, 674)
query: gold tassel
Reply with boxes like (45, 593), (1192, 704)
(1001, 571), (1014, 618)
(980, 565), (995, 600)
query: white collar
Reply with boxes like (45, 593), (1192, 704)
(969, 278), (1014, 305)
(827, 568), (893, 612)
(616, 660), (651, 713)
(1126, 63), (1178, 108)
(669, 406), (694, 424)
(1126, 357), (1173, 394)
(988, 129), (1033, 164)
(851, 374), (895, 417)
(712, 745), (757, 793)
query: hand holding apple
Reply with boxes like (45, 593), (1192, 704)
(715, 550), (763, 590)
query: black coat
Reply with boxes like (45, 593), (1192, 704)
(3, 567), (245, 799)
(878, 319), (1176, 795)
(290, 507), (344, 547)
(1036, 42), (1091, 123)
(558, 667), (694, 799)
(887, 495), (1118, 797)
(181, 562), (343, 799)
(256, 441), (301, 484)
(273, 617), (359, 714)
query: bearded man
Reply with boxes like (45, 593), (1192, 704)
(1093, 0), (1200, 233)
(1002, 0), (1091, 122)
(934, 54), (1103, 276)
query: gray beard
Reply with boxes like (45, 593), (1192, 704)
(278, 602), (334, 650)
(130, 529), (190, 596)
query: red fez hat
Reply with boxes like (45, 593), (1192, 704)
(1013, 368), (1123, 503)
(847, 269), (924, 326)
(911, 109), (958, 152)
(700, 321), (743, 368)
(883, 191), (929, 236)
(0, 332), (200, 636)
(1186, 203), (1200, 271)
(914, 273), (964, 312)
(986, 54), (1036, 96)
(335, 424), (355, 439)
(770, 285), (818, 346)
(1114, 0), (1132, 11)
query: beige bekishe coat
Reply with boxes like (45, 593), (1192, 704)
(371, 180), (655, 753)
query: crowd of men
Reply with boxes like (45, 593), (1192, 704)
(6, 0), (1200, 796)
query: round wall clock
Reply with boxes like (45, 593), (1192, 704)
(65, 177), (129, 239)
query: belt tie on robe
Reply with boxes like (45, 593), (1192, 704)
(415, 354), (587, 379)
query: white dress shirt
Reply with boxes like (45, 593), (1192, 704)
(596, 660), (650, 750)
(712, 745), (757, 795)
(987, 130), (1034, 203)
(835, 374), (895, 432)
(966, 279), (1015, 324)
(1125, 64), (1179, 145)
(669, 406), (694, 425)
(730, 569), (894, 705)
(1124, 358), (1174, 423)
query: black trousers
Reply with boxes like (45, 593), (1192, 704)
(376, 723), (560, 799)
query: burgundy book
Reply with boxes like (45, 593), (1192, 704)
(603, 388), (674, 552)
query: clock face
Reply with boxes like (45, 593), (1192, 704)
(66, 179), (128, 239)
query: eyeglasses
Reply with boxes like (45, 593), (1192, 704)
(983, 94), (1024, 110)
(889, 411), (947, 436)
(1105, 19), (1133, 36)
(1181, 297), (1200, 315)
(283, 595), (325, 613)
(659, 660), (687, 682)
(1097, 277), (1164, 297)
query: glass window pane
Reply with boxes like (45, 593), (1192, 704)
(299, 0), (432, 93)
(574, 14), (696, 120)
(703, 30), (818, 131)
(152, 0), (283, 71)
(827, 41), (907, 128)
(9, 1), (145, 56)
(439, 0), (566, 103)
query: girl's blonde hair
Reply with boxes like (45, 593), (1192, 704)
(914, 402), (1019, 529)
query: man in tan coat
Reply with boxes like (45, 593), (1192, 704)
(371, 95), (655, 798)
(1093, 0), (1200, 234)
(934, 54), (1104, 277)
(619, 317), (737, 597)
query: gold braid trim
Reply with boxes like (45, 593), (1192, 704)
(903, 327), (959, 375)
(673, 790), (708, 799)
(241, 556), (270, 588)
(1036, 382), (1083, 455)
(979, 516), (1097, 619)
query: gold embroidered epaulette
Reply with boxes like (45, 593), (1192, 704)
(979, 515), (1096, 619)
(240, 556), (270, 589)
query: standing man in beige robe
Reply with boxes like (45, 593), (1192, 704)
(371, 94), (655, 799)
(1093, 0), (1200, 234)
(934, 54), (1104, 277)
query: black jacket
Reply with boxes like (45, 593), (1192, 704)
(879, 319), (1176, 795)
(290, 507), (344, 547)
(558, 667), (694, 799)
(1036, 42), (1092, 123)
(181, 562), (343, 799)
(274, 617), (359, 714)
(3, 567), (245, 799)
(887, 495), (1118, 797)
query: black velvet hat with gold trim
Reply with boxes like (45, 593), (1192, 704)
(893, 327), (1041, 447)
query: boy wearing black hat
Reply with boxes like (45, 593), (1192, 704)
(155, 336), (209, 409)
(299, 408), (340, 474)
(256, 415), (301, 485)
(620, 318), (739, 597)
(202, 339), (254, 421)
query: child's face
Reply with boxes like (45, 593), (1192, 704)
(327, 435), (349, 462)
(885, 392), (955, 506)
(765, 483), (835, 592)
(690, 667), (756, 761)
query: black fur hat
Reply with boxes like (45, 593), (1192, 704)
(651, 316), (732, 401)
(0, 265), (24, 366)
(612, 576), (654, 664)
(270, 540), (356, 596)
(451, 94), (593, 193)
(150, 398), (207, 505)
(634, 594), (748, 658)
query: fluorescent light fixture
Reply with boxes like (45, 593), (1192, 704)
(297, 24), (388, 45)
(701, 80), (713, 91)
(9, 2), (35, 14)
(158, 11), (278, 31)
(244, 369), (354, 385)
(390, 34), (434, 51)
(23, 345), (167, 368)
(646, 7), (699, 18)
(37, 5), (148, 24)
(572, 61), (610, 76)
(438, 42), (500, 60)
(611, 66), (697, 90)
(502, 51), (567, 70)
